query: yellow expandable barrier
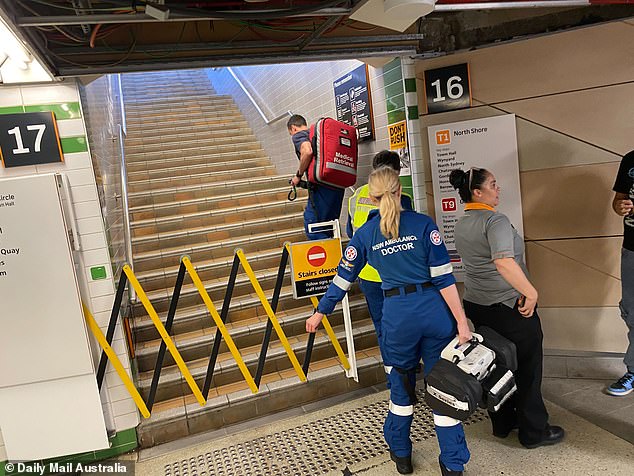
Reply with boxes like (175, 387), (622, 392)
(309, 296), (351, 371)
(236, 248), (307, 382)
(82, 302), (150, 418)
(182, 256), (259, 394)
(123, 265), (207, 406)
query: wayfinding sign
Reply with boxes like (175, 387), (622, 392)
(289, 238), (342, 298)
(427, 114), (522, 281)
(0, 112), (64, 168)
(333, 64), (374, 142)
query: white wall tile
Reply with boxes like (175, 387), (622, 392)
(63, 152), (92, 170)
(66, 168), (96, 187)
(20, 83), (79, 105)
(71, 184), (99, 203)
(0, 87), (22, 107)
(89, 278), (115, 299)
(113, 412), (140, 432)
(81, 232), (108, 251)
(77, 216), (104, 235)
(57, 118), (87, 138)
(73, 200), (102, 220)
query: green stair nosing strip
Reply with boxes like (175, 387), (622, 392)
(0, 428), (137, 473)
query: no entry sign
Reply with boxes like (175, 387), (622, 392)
(307, 246), (327, 267)
(289, 239), (342, 298)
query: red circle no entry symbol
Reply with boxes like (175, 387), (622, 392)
(307, 246), (327, 267)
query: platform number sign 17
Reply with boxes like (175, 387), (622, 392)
(0, 111), (64, 168)
(424, 63), (472, 114)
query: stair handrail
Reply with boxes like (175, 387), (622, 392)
(115, 73), (134, 300)
(227, 67), (293, 125)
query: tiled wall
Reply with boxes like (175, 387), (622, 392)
(415, 19), (634, 354)
(207, 59), (402, 228)
(0, 81), (138, 462)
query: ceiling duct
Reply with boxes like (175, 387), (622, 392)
(351, 0), (437, 32)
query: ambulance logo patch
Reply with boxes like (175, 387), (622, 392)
(430, 230), (443, 246)
(340, 259), (355, 271)
(344, 246), (358, 261)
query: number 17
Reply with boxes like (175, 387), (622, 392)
(7, 124), (47, 154)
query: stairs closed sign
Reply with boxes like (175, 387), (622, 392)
(289, 238), (342, 298)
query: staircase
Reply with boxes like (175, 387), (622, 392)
(121, 69), (384, 447)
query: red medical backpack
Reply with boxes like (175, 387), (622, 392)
(308, 118), (358, 189)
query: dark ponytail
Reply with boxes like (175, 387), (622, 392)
(449, 167), (489, 203)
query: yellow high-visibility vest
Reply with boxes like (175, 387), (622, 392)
(348, 184), (412, 282)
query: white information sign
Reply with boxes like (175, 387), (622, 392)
(428, 115), (523, 281)
(0, 174), (108, 460)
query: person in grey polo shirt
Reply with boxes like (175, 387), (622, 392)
(449, 167), (564, 450)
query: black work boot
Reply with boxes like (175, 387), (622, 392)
(439, 457), (463, 476)
(389, 451), (413, 474)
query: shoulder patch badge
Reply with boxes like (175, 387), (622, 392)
(430, 230), (443, 246)
(344, 246), (358, 261)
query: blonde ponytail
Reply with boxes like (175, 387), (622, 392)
(368, 167), (402, 239)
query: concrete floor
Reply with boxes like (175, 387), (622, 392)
(133, 377), (634, 475)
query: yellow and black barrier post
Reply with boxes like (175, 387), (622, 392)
(236, 248), (308, 382)
(182, 256), (259, 394)
(123, 264), (207, 406)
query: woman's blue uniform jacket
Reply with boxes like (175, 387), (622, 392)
(317, 209), (456, 315)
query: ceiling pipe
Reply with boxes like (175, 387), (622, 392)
(435, 0), (592, 10)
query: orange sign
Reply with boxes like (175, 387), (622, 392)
(436, 129), (451, 145)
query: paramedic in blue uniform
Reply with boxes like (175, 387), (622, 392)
(449, 167), (564, 449)
(347, 150), (413, 362)
(307, 167), (472, 476)
(288, 114), (345, 240)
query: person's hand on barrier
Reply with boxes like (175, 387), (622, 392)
(518, 293), (538, 318)
(306, 312), (324, 333)
(614, 198), (634, 216)
(457, 321), (472, 345)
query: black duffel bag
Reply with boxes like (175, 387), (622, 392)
(424, 359), (482, 421)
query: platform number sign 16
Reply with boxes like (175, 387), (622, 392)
(424, 63), (472, 114)
(0, 111), (64, 168)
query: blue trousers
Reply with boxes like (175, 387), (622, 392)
(304, 185), (345, 240)
(359, 278), (391, 385)
(381, 286), (470, 472)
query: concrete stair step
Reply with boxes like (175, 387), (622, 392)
(125, 127), (254, 148)
(125, 109), (242, 124)
(128, 153), (271, 180)
(128, 175), (292, 206)
(124, 119), (249, 139)
(131, 226), (304, 274)
(130, 196), (302, 236)
(130, 282), (317, 342)
(125, 116), (247, 136)
(126, 108), (241, 124)
(125, 97), (234, 112)
(127, 165), (276, 193)
(135, 296), (369, 373)
(136, 318), (377, 404)
(130, 212), (304, 255)
(125, 133), (258, 155)
(125, 149), (262, 175)
(129, 185), (299, 222)
(125, 142), (263, 164)
(133, 244), (288, 292)
(137, 353), (384, 448)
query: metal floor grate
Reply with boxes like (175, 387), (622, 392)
(163, 390), (489, 476)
